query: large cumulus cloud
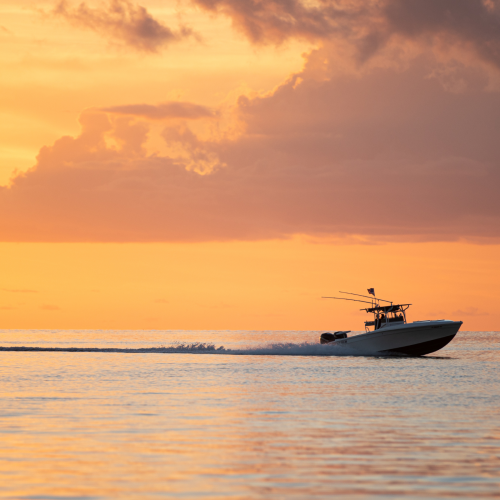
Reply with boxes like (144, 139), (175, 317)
(1, 53), (499, 242)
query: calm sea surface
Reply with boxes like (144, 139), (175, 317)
(0, 330), (498, 499)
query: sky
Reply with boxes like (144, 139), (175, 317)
(1, 0), (499, 330)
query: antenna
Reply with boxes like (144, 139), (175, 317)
(322, 296), (374, 305)
(339, 291), (393, 304)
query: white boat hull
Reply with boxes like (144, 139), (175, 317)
(329, 320), (463, 356)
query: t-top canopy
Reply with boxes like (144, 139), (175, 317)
(363, 304), (411, 313)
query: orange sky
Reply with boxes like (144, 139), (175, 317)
(1, 0), (499, 330)
(1, 239), (498, 330)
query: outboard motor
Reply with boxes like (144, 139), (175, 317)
(320, 332), (336, 344)
(320, 331), (349, 344)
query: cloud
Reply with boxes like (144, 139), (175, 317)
(1, 55), (500, 244)
(193, 0), (368, 44)
(53, 0), (193, 52)
(41, 304), (61, 310)
(193, 0), (500, 70)
(100, 102), (214, 120)
(453, 307), (489, 317)
(383, 0), (500, 68)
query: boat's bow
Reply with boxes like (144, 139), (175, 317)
(377, 320), (462, 356)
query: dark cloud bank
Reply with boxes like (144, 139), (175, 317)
(53, 0), (500, 66)
(194, 0), (500, 70)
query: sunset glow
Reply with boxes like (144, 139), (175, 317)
(1, 0), (499, 330)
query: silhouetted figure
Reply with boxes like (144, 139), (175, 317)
(375, 313), (385, 330)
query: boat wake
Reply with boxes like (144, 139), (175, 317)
(0, 342), (369, 356)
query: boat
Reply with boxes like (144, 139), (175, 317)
(320, 290), (462, 356)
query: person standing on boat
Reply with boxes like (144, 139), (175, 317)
(375, 313), (385, 330)
(379, 314), (385, 328)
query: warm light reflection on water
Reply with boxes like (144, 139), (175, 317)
(0, 331), (499, 498)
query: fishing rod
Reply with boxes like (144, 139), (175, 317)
(339, 291), (393, 304)
(322, 296), (374, 305)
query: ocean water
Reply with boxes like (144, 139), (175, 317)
(0, 330), (498, 499)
